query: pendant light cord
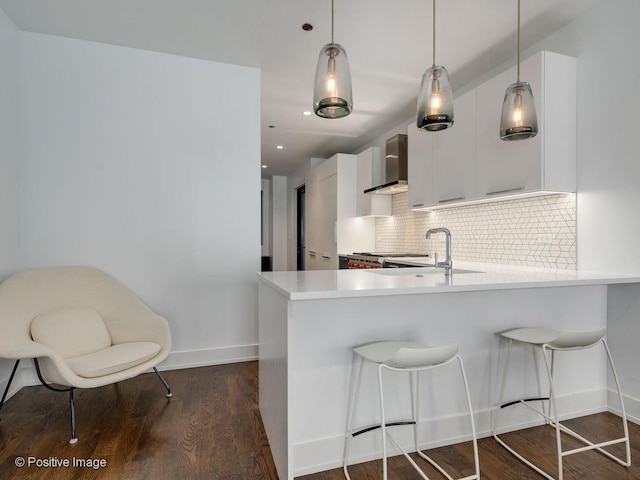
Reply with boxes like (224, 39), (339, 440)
(331, 0), (334, 44)
(517, 0), (521, 82)
(432, 0), (436, 67)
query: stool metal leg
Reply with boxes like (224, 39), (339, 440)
(343, 356), (365, 480)
(542, 345), (563, 480)
(495, 337), (631, 480)
(457, 355), (480, 480)
(602, 339), (631, 466)
(346, 351), (480, 480)
(415, 356), (480, 480)
(494, 339), (557, 480)
(377, 364), (388, 480)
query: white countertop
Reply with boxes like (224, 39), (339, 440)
(258, 260), (640, 300)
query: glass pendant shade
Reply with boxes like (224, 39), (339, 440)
(500, 81), (538, 140)
(313, 43), (353, 119)
(417, 65), (454, 131)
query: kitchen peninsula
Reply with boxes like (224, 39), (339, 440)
(257, 263), (640, 479)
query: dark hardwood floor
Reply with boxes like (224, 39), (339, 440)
(0, 361), (638, 479)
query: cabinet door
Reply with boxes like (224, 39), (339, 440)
(407, 123), (433, 209)
(476, 53), (543, 198)
(317, 173), (337, 270)
(432, 89), (477, 205)
(356, 148), (391, 217)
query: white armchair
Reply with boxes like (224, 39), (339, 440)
(0, 266), (172, 443)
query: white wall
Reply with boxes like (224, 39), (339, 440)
(261, 179), (272, 258)
(0, 8), (21, 398)
(19, 33), (261, 364)
(0, 9), (19, 278)
(271, 175), (288, 271)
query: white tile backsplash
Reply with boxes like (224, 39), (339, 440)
(375, 193), (576, 269)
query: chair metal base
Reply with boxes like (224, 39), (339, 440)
(492, 336), (631, 480)
(153, 367), (172, 398)
(0, 359), (21, 415)
(1, 358), (173, 444)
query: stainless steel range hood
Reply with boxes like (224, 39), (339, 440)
(364, 134), (408, 195)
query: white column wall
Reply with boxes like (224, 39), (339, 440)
(526, 0), (640, 274)
(19, 33), (261, 360)
(0, 9), (19, 278)
(0, 8), (21, 395)
(271, 175), (288, 271)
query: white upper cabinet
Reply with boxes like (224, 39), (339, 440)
(356, 147), (392, 217)
(305, 154), (375, 270)
(407, 122), (433, 210)
(432, 89), (477, 205)
(476, 51), (576, 199)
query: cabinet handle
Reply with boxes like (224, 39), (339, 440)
(486, 186), (525, 196)
(438, 196), (465, 204)
(321, 255), (331, 260)
(308, 251), (316, 257)
(412, 203), (425, 207)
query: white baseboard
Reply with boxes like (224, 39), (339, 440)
(157, 344), (258, 371)
(608, 388), (640, 425)
(0, 343), (258, 403)
(293, 388), (609, 477)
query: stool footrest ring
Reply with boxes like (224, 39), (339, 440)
(352, 420), (416, 437)
(501, 397), (550, 409)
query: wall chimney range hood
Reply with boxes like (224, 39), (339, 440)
(364, 134), (408, 195)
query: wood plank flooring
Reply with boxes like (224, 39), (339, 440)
(0, 361), (638, 479)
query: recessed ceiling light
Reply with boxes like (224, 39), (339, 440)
(262, 165), (267, 169)
(303, 111), (312, 116)
(276, 145), (284, 149)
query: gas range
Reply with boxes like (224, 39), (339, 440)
(345, 252), (430, 269)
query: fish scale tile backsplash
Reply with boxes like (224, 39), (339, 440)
(375, 192), (576, 269)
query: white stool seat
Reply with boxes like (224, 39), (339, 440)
(344, 340), (479, 480)
(500, 327), (607, 349)
(354, 341), (458, 368)
(493, 326), (630, 480)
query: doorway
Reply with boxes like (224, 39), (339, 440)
(296, 184), (305, 270)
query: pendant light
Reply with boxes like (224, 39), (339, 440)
(313, 0), (353, 119)
(500, 0), (538, 140)
(416, 0), (454, 131)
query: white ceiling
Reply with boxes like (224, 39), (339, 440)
(0, 0), (603, 177)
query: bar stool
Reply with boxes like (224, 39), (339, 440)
(492, 327), (631, 480)
(343, 341), (480, 480)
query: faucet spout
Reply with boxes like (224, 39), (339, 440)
(426, 228), (452, 276)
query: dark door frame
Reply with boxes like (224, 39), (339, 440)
(296, 184), (305, 271)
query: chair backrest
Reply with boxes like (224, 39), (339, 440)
(0, 266), (155, 355)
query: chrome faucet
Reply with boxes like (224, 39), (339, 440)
(426, 227), (453, 276)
